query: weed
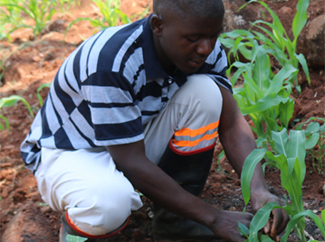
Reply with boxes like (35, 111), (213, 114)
(295, 117), (325, 174)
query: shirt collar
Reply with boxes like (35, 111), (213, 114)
(141, 14), (170, 80)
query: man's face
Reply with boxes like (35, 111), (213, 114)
(152, 12), (223, 75)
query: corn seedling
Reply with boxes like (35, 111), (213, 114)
(2, 0), (57, 37)
(240, 128), (325, 241)
(66, 0), (132, 35)
(56, 0), (80, 12)
(295, 117), (325, 174)
(0, 95), (33, 131)
(0, 0), (24, 25)
(220, 0), (310, 93)
(223, 42), (297, 149)
(36, 82), (51, 106)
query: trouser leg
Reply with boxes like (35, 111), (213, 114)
(143, 74), (224, 241)
(144, 74), (223, 163)
(35, 147), (143, 238)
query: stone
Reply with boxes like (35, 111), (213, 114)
(3, 62), (25, 83)
(278, 6), (293, 15)
(297, 14), (325, 68)
(222, 0), (263, 33)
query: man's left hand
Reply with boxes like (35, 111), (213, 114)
(251, 188), (289, 239)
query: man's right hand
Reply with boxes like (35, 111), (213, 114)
(209, 210), (253, 242)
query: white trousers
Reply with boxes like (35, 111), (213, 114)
(35, 74), (223, 236)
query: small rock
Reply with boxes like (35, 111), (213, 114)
(1, 186), (13, 198)
(3, 63), (25, 83)
(5, 174), (14, 181)
(32, 55), (41, 62)
(0, 163), (12, 169)
(278, 6), (293, 15)
(40, 205), (52, 214)
(0, 169), (13, 180)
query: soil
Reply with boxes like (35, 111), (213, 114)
(0, 0), (324, 241)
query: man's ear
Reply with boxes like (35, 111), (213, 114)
(150, 14), (163, 37)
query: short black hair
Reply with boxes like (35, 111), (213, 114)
(153, 0), (225, 19)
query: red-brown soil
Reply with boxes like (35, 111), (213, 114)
(0, 0), (324, 241)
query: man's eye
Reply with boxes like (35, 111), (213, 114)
(186, 36), (200, 42)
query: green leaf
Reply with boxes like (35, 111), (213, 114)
(278, 98), (294, 128)
(249, 202), (281, 242)
(238, 222), (250, 237)
(280, 210), (325, 241)
(295, 53), (311, 85)
(305, 133), (319, 149)
(287, 130), (306, 161)
(266, 64), (298, 96)
(260, 234), (275, 242)
(66, 235), (88, 242)
(240, 94), (288, 115)
(253, 47), (271, 94)
(0, 115), (9, 130)
(241, 148), (267, 205)
(306, 122), (320, 133)
(272, 128), (288, 156)
(292, 0), (309, 41)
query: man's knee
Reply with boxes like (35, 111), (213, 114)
(175, 74), (223, 118)
(67, 176), (142, 235)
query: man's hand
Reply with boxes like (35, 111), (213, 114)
(251, 188), (289, 239)
(209, 210), (254, 242)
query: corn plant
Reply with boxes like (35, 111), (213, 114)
(2, 0), (57, 37)
(66, 0), (132, 34)
(220, 0), (310, 93)
(295, 117), (325, 174)
(240, 128), (325, 241)
(0, 0), (24, 26)
(0, 95), (33, 131)
(224, 43), (297, 149)
(56, 0), (80, 12)
(36, 82), (51, 106)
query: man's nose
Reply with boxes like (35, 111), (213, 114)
(196, 38), (213, 56)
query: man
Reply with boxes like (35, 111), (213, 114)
(21, 0), (289, 241)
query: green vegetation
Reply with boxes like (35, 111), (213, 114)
(220, 0), (310, 93)
(0, 0), (323, 241)
(0, 0), (78, 41)
(0, 95), (33, 131)
(66, 0), (148, 34)
(295, 117), (325, 174)
(217, 0), (324, 240)
(36, 83), (51, 106)
(241, 129), (325, 242)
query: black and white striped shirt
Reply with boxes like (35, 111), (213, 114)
(21, 15), (232, 172)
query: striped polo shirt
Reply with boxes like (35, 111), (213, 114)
(20, 14), (232, 172)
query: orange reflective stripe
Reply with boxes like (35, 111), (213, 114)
(172, 131), (218, 147)
(174, 120), (219, 137)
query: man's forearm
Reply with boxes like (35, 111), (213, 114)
(219, 115), (268, 192)
(106, 142), (219, 229)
